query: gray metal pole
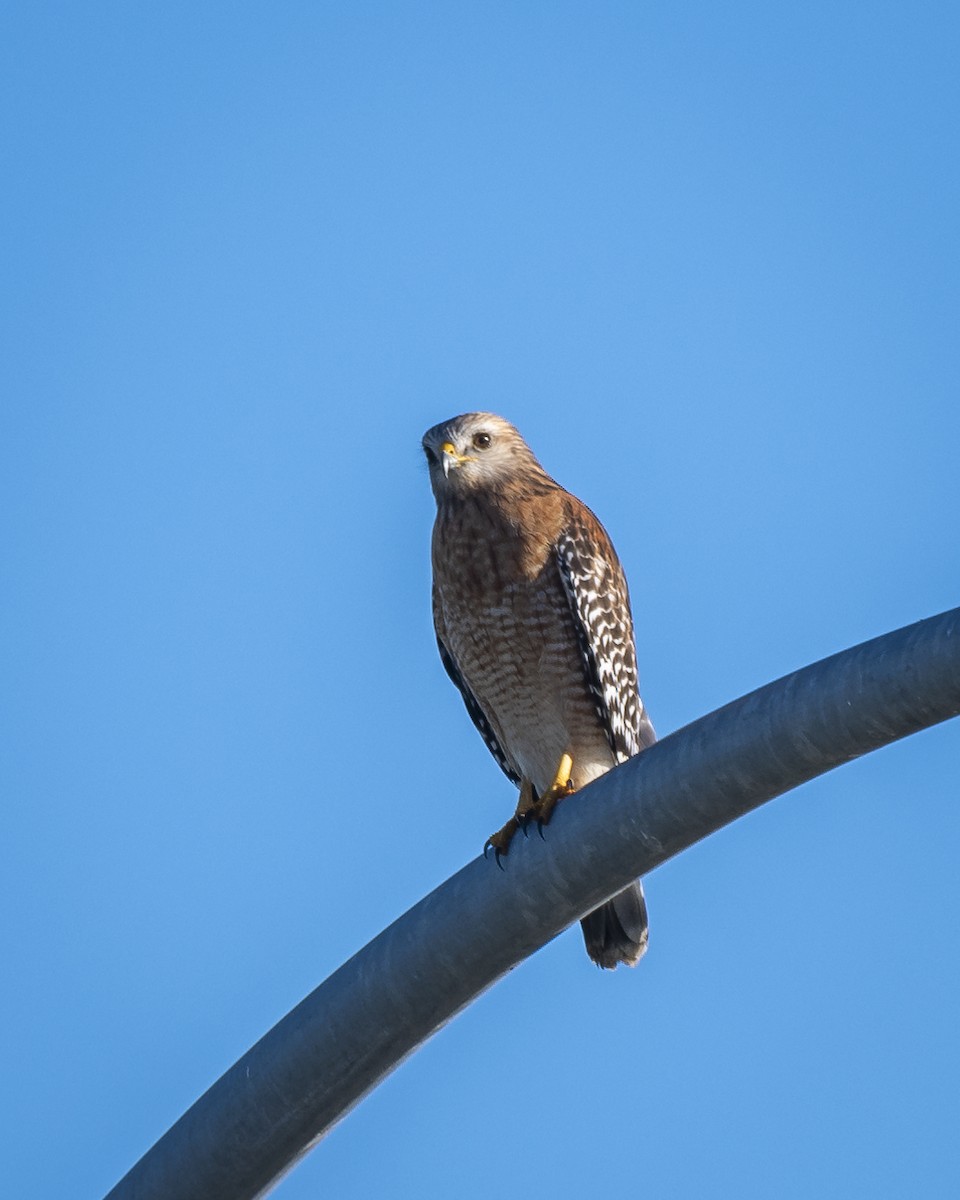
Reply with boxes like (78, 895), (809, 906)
(106, 608), (960, 1200)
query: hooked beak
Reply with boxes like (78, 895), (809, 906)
(440, 441), (474, 477)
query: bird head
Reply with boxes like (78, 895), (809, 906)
(421, 412), (544, 500)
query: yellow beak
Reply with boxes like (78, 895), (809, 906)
(440, 441), (474, 477)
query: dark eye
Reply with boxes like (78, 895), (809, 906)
(423, 445), (438, 466)
(472, 431), (492, 450)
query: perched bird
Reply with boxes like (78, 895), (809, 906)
(423, 412), (655, 968)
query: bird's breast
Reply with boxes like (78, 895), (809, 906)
(434, 514), (614, 793)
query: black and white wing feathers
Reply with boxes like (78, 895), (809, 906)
(556, 507), (656, 763)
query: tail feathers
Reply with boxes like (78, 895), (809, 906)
(580, 880), (648, 969)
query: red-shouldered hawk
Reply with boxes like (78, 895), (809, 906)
(423, 412), (655, 969)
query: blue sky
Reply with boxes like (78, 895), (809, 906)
(3, 4), (958, 1197)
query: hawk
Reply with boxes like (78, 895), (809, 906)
(423, 412), (655, 969)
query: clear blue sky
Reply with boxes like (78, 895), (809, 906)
(3, 4), (958, 1198)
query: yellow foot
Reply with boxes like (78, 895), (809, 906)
(530, 753), (575, 835)
(483, 817), (519, 868)
(484, 778), (538, 868)
(484, 757), (576, 866)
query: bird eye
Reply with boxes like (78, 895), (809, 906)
(472, 432), (492, 450)
(423, 445), (438, 465)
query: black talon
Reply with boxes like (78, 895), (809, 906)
(537, 820), (547, 840)
(484, 838), (507, 869)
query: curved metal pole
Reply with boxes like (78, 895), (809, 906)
(106, 608), (960, 1200)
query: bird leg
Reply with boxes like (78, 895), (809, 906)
(483, 758), (576, 866)
(484, 778), (538, 866)
(529, 753), (575, 833)
(514, 776), (540, 833)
